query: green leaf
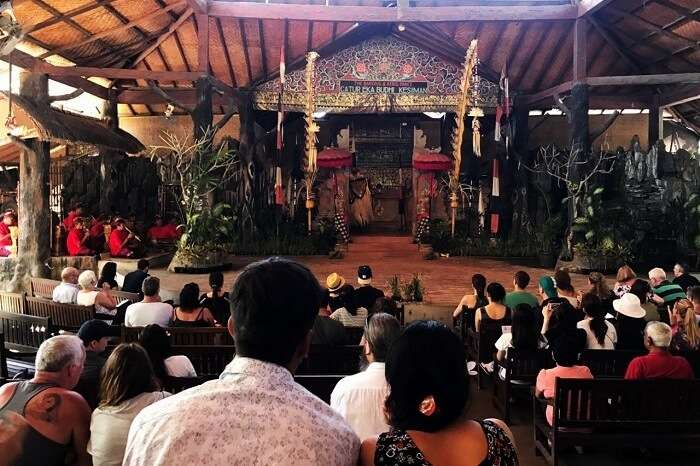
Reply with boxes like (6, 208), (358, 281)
(593, 187), (604, 195)
(585, 230), (595, 240)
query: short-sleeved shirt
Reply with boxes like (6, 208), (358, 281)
(624, 351), (694, 380)
(504, 291), (539, 310)
(52, 282), (79, 304)
(124, 302), (173, 328)
(652, 281), (686, 304)
(536, 365), (594, 425)
(577, 319), (617, 349)
(329, 307), (368, 328)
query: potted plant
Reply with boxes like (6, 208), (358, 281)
(536, 215), (563, 268)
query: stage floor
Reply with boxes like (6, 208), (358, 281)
(155, 235), (591, 306)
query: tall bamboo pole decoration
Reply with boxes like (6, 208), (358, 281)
(303, 51), (320, 234)
(450, 40), (479, 237)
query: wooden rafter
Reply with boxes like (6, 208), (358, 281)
(510, 25), (547, 87)
(577, 0), (616, 16)
(588, 15), (643, 73)
(32, 63), (206, 82)
(215, 17), (237, 86)
(206, 2), (579, 22)
(529, 24), (570, 91)
(131, 8), (194, 68)
(196, 14), (210, 73)
(660, 84), (700, 107)
(587, 73), (700, 86)
(258, 20), (268, 79)
(24, 0), (119, 34)
(504, 22), (530, 71)
(239, 19), (253, 84)
(118, 87), (229, 105)
(37, 1), (187, 60)
(187, 0), (209, 14)
(607, 6), (697, 49)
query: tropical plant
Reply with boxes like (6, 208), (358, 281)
(401, 274), (425, 302)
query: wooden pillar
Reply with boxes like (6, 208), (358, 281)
(196, 13), (210, 74)
(237, 91), (256, 229)
(649, 94), (662, 149)
(569, 83), (590, 157)
(17, 73), (51, 280)
(192, 77), (213, 142)
(99, 88), (123, 215)
(511, 100), (531, 239)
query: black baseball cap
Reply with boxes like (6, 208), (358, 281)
(358, 265), (373, 284)
(77, 319), (111, 346)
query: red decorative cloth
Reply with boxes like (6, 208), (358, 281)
(90, 221), (105, 239)
(67, 228), (91, 256)
(63, 212), (78, 231)
(0, 222), (11, 247)
(412, 151), (453, 171)
(317, 148), (352, 169)
(148, 225), (179, 242)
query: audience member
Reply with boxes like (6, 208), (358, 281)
(312, 290), (346, 345)
(689, 286), (700, 322)
(613, 265), (637, 297)
(330, 284), (354, 313)
(649, 267), (686, 306)
(53, 266), (80, 304)
(98, 261), (120, 290)
(331, 313), (401, 439)
(669, 298), (700, 351)
(495, 303), (539, 362)
(612, 293), (647, 351)
(540, 297), (583, 345)
(629, 279), (660, 322)
(476, 282), (511, 332)
(536, 331), (592, 425)
(537, 275), (559, 305)
(89, 343), (170, 466)
(504, 271), (539, 310)
(330, 288), (368, 328)
(371, 296), (400, 319)
(124, 277), (172, 328)
(123, 258), (359, 466)
(672, 261), (700, 293)
(585, 271), (614, 312)
(577, 293), (617, 350)
(554, 270), (578, 307)
(353, 265), (385, 310)
(77, 270), (118, 320)
(625, 322), (694, 379)
(360, 320), (518, 466)
(138, 324), (197, 381)
(122, 259), (149, 295)
(453, 273), (488, 323)
(199, 271), (231, 325)
(73, 319), (111, 409)
(171, 282), (217, 327)
(327, 272), (348, 310)
(0, 335), (92, 466)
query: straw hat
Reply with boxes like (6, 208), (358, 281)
(613, 293), (646, 319)
(326, 273), (345, 293)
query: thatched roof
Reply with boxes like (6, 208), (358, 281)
(9, 94), (145, 154)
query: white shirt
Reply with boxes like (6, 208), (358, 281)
(577, 318), (618, 349)
(123, 356), (359, 466)
(88, 391), (170, 466)
(52, 282), (79, 304)
(124, 301), (173, 328)
(330, 362), (389, 440)
(164, 355), (197, 378)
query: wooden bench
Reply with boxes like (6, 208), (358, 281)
(579, 349), (645, 378)
(110, 290), (139, 305)
(297, 345), (362, 375)
(492, 348), (553, 423)
(294, 374), (344, 404)
(172, 345), (236, 377)
(121, 326), (234, 345)
(0, 292), (26, 314)
(534, 378), (700, 466)
(0, 333), (7, 381)
(345, 326), (365, 344)
(0, 311), (51, 354)
(25, 297), (94, 331)
(466, 327), (503, 389)
(30, 278), (60, 299)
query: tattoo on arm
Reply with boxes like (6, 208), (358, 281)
(38, 393), (61, 424)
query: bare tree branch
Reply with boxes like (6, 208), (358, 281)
(147, 80), (195, 114)
(47, 89), (84, 103)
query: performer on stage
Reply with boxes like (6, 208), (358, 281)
(89, 214), (108, 252)
(349, 169), (373, 229)
(0, 210), (16, 257)
(147, 215), (180, 246)
(66, 217), (95, 256)
(63, 204), (84, 231)
(108, 218), (139, 258)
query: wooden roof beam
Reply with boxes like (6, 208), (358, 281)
(607, 6), (697, 49)
(187, 0), (209, 14)
(577, 0), (616, 17)
(117, 87), (228, 106)
(206, 2), (579, 22)
(37, 1), (187, 60)
(587, 73), (700, 86)
(24, 0), (120, 34)
(660, 85), (700, 107)
(3, 50), (109, 99)
(132, 8), (194, 67)
(32, 63), (206, 82)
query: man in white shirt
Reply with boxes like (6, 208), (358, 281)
(123, 258), (359, 466)
(124, 276), (172, 327)
(331, 312), (401, 439)
(52, 267), (80, 304)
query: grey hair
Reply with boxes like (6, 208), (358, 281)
(645, 321), (672, 348)
(364, 312), (402, 363)
(78, 270), (97, 289)
(35, 335), (85, 372)
(648, 267), (666, 281)
(61, 267), (78, 281)
(142, 276), (160, 297)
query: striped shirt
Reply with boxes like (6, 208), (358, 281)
(329, 307), (368, 327)
(653, 281), (686, 304)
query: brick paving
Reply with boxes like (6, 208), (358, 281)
(156, 235), (592, 304)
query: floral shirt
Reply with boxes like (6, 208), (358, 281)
(123, 356), (360, 466)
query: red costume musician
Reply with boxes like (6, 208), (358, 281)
(66, 218), (94, 256)
(0, 210), (16, 257)
(89, 215), (107, 252)
(147, 215), (180, 244)
(109, 218), (136, 258)
(62, 205), (84, 231)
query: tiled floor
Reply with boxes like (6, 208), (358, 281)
(155, 234), (594, 304)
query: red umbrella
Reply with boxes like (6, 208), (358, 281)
(412, 150), (453, 171)
(317, 148), (352, 169)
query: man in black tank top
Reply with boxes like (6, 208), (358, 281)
(0, 335), (92, 466)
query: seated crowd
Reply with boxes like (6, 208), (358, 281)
(2, 256), (698, 465)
